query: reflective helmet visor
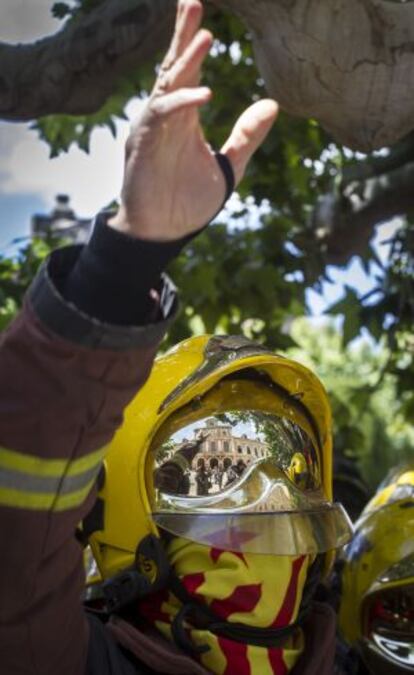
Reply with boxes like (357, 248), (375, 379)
(363, 578), (414, 671)
(148, 390), (352, 555)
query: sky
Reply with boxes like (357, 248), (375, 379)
(0, 1), (399, 316)
(0, 0), (135, 250)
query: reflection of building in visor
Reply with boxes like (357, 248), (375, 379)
(149, 379), (352, 556)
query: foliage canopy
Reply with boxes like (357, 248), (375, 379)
(1, 1), (413, 486)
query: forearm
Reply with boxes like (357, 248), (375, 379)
(0, 216), (180, 675)
(61, 211), (187, 326)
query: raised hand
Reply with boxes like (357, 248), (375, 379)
(109, 0), (278, 241)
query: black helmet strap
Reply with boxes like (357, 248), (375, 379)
(168, 571), (300, 655)
(102, 535), (171, 614)
(100, 535), (323, 656)
(167, 554), (324, 656)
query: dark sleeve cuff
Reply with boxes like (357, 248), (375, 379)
(60, 212), (188, 326)
(28, 245), (178, 351)
(53, 155), (235, 328)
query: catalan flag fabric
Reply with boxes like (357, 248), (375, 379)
(139, 538), (312, 674)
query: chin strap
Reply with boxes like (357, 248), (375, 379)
(168, 556), (324, 656)
(102, 534), (172, 614)
(99, 535), (323, 657)
(168, 571), (300, 655)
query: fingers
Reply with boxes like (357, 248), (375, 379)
(157, 28), (213, 93)
(174, 28), (213, 88)
(154, 0), (212, 97)
(150, 86), (212, 117)
(221, 99), (279, 185)
(161, 0), (204, 71)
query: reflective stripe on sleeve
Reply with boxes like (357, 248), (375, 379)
(0, 445), (107, 511)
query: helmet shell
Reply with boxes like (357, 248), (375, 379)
(339, 463), (414, 671)
(89, 335), (335, 579)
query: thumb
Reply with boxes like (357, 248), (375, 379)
(221, 99), (278, 185)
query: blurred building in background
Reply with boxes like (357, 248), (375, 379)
(31, 195), (92, 244)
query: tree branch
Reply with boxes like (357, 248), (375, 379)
(341, 131), (414, 185)
(0, 0), (176, 121)
(313, 161), (414, 265)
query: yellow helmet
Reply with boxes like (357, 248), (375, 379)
(339, 462), (414, 674)
(88, 335), (352, 603)
(287, 452), (311, 489)
(364, 465), (414, 515)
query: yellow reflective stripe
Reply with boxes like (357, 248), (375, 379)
(0, 445), (108, 511)
(66, 447), (107, 477)
(54, 480), (97, 511)
(0, 486), (56, 510)
(0, 445), (106, 477)
(0, 477), (96, 512)
(0, 447), (69, 477)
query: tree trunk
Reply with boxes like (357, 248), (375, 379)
(0, 0), (176, 121)
(218, 0), (414, 151)
(3, 0), (414, 153)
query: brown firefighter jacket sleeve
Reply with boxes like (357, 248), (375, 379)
(0, 245), (177, 675)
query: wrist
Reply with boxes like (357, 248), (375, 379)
(107, 207), (136, 238)
(108, 207), (178, 243)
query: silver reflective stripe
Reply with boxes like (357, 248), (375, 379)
(0, 464), (101, 495)
(0, 444), (107, 511)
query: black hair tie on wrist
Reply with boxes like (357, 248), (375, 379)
(170, 152), (236, 247)
(215, 152), (235, 202)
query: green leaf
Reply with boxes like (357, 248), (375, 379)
(51, 3), (72, 19)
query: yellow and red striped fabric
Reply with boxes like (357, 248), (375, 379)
(139, 538), (312, 674)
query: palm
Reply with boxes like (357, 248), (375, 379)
(124, 107), (225, 237)
(158, 112), (223, 229)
